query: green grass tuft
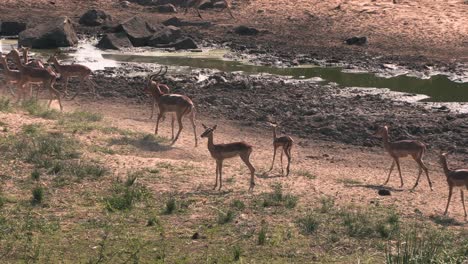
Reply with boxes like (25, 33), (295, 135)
(31, 186), (44, 205)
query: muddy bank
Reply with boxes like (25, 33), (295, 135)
(58, 66), (467, 157)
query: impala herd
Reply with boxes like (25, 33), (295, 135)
(0, 47), (466, 219)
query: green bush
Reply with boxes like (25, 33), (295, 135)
(297, 213), (319, 234)
(218, 209), (235, 224)
(31, 187), (44, 205)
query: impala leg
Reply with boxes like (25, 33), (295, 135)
(155, 113), (163, 135)
(240, 152), (255, 191)
(63, 77), (69, 95)
(48, 82), (62, 111)
(213, 160), (220, 190)
(218, 160), (223, 191)
(70, 78), (83, 100)
(421, 160), (432, 191)
(285, 146), (292, 177)
(411, 166), (423, 191)
(280, 149), (284, 176)
(383, 160), (395, 185)
(197, 9), (203, 19)
(461, 190), (467, 219)
(171, 113), (184, 145)
(444, 186), (453, 215)
(149, 99), (155, 119)
(171, 115), (175, 140)
(395, 158), (404, 187)
(189, 110), (197, 147)
(269, 146), (278, 172)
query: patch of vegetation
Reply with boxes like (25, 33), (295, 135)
(217, 209), (235, 224)
(319, 196), (335, 213)
(104, 175), (150, 212)
(89, 145), (116, 155)
(386, 227), (467, 264)
(337, 178), (362, 185)
(429, 215), (461, 227)
(258, 224), (267, 245)
(296, 169), (316, 179)
(65, 111), (103, 122)
(297, 213), (320, 234)
(163, 197), (177, 215)
(232, 245), (242, 262)
(341, 207), (399, 239)
(0, 97), (12, 112)
(31, 169), (40, 181)
(231, 199), (245, 211)
(22, 123), (43, 135)
(21, 99), (60, 119)
(31, 186), (44, 205)
(258, 183), (298, 208)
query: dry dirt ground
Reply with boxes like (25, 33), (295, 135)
(0, 0), (467, 68)
(0, 96), (466, 262)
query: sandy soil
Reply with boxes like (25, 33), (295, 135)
(0, 0), (467, 69)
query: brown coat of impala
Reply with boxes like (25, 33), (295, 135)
(374, 126), (432, 190)
(201, 124), (256, 191)
(184, 0), (234, 19)
(47, 54), (95, 99)
(144, 66), (170, 119)
(268, 123), (293, 176)
(6, 49), (62, 110)
(439, 153), (468, 219)
(0, 54), (21, 95)
(149, 72), (197, 147)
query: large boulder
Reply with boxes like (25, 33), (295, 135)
(18, 17), (78, 48)
(96, 32), (132, 50)
(234, 25), (259, 35)
(115, 17), (159, 47)
(153, 37), (198, 50)
(162, 17), (212, 28)
(79, 9), (112, 26)
(148, 26), (181, 46)
(0, 21), (27, 36)
(345, 36), (367, 45)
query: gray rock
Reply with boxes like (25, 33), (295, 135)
(149, 4), (177, 13)
(148, 26), (182, 46)
(96, 32), (133, 50)
(152, 37), (198, 50)
(18, 17), (78, 48)
(0, 21), (27, 36)
(234, 25), (259, 35)
(79, 9), (112, 26)
(345, 36), (367, 45)
(115, 16), (159, 47)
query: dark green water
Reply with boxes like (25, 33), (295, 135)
(102, 53), (468, 103)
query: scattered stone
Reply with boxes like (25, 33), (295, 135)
(213, 1), (227, 8)
(115, 16), (159, 47)
(153, 37), (198, 50)
(79, 9), (112, 26)
(345, 36), (367, 45)
(234, 25), (259, 36)
(162, 17), (212, 28)
(191, 232), (199, 239)
(378, 189), (391, 196)
(0, 21), (27, 36)
(96, 32), (133, 50)
(149, 4), (177, 13)
(18, 17), (78, 48)
(148, 26), (182, 46)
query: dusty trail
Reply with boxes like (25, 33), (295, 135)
(66, 98), (468, 224)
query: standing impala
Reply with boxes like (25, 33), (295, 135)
(374, 125), (432, 190)
(149, 71), (197, 147)
(144, 66), (170, 119)
(185, 0), (234, 19)
(47, 53), (95, 99)
(201, 124), (256, 191)
(268, 122), (293, 176)
(439, 153), (468, 219)
(0, 54), (21, 95)
(7, 49), (62, 110)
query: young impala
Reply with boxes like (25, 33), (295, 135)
(201, 124), (256, 191)
(268, 122), (293, 176)
(440, 152), (468, 219)
(374, 125), (432, 191)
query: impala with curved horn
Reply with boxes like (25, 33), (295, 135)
(144, 66), (171, 119)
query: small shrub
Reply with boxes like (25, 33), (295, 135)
(232, 245), (241, 261)
(21, 99), (60, 119)
(105, 182), (149, 212)
(231, 199), (245, 211)
(147, 216), (160, 227)
(22, 124), (42, 135)
(258, 225), (267, 245)
(319, 196), (335, 213)
(65, 111), (103, 122)
(31, 187), (44, 205)
(260, 183), (298, 208)
(218, 209), (235, 224)
(68, 162), (107, 179)
(297, 170), (316, 179)
(31, 169), (40, 181)
(0, 97), (12, 112)
(297, 213), (319, 234)
(164, 197), (177, 215)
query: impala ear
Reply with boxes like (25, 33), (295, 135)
(212, 125), (217, 130)
(202, 123), (208, 129)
